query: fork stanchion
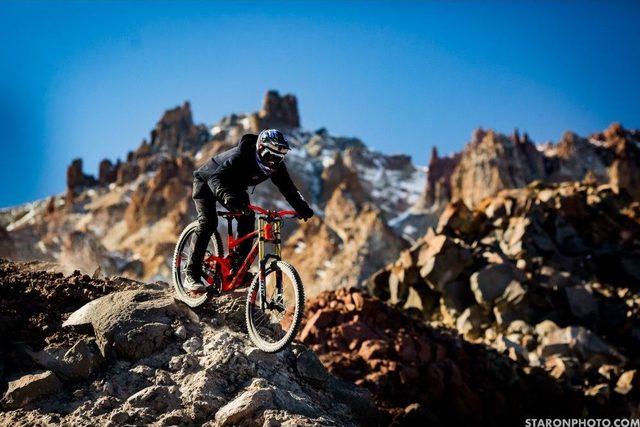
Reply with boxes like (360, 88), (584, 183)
(258, 217), (265, 281)
(274, 220), (281, 258)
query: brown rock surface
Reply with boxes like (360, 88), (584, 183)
(148, 101), (210, 155)
(300, 288), (626, 425)
(366, 180), (640, 419)
(252, 90), (300, 130)
(419, 123), (640, 212)
(450, 129), (546, 208)
(283, 179), (407, 295)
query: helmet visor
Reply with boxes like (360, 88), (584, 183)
(259, 149), (286, 168)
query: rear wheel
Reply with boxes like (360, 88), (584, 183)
(172, 221), (222, 308)
(245, 261), (305, 353)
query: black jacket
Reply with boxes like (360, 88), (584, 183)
(194, 134), (309, 212)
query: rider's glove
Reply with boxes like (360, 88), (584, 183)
(296, 203), (314, 221)
(224, 195), (250, 215)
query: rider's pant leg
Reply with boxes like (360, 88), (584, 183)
(186, 179), (218, 279)
(235, 192), (255, 261)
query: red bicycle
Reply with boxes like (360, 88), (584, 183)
(172, 204), (305, 352)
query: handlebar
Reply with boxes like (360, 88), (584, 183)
(218, 204), (299, 219)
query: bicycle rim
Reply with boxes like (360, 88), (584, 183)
(245, 261), (305, 353)
(172, 222), (221, 308)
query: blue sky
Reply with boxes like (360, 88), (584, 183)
(1, 1), (639, 207)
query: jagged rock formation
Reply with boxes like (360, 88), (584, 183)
(66, 158), (98, 203)
(366, 181), (640, 417)
(418, 124), (640, 215)
(148, 101), (211, 155)
(98, 159), (119, 186)
(0, 260), (375, 426)
(283, 175), (408, 296)
(450, 129), (546, 208)
(300, 287), (634, 426)
(416, 147), (461, 210)
(251, 90), (300, 130)
(2, 91), (423, 289)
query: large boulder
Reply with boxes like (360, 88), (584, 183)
(564, 285), (598, 322)
(436, 200), (485, 238)
(2, 371), (62, 408)
(470, 263), (523, 306)
(63, 289), (198, 361)
(215, 379), (276, 426)
(418, 235), (473, 291)
(493, 281), (531, 326)
(28, 337), (104, 381)
(538, 326), (626, 366)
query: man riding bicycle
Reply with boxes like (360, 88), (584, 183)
(184, 129), (314, 293)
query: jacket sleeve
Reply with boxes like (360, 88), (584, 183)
(207, 151), (243, 202)
(271, 164), (310, 211)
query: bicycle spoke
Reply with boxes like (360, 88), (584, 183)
(248, 266), (299, 345)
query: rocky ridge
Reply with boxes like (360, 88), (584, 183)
(1, 91), (423, 295)
(300, 287), (638, 426)
(366, 180), (640, 416)
(409, 124), (640, 233)
(0, 259), (375, 426)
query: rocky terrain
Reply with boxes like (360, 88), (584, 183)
(365, 180), (640, 421)
(2, 90), (640, 424)
(0, 259), (374, 426)
(300, 287), (637, 426)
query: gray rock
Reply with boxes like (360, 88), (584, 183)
(493, 281), (530, 325)
(564, 285), (598, 321)
(403, 285), (439, 315)
(182, 337), (202, 354)
(215, 380), (275, 426)
(64, 289), (198, 361)
(29, 337), (104, 381)
(174, 325), (188, 340)
(418, 235), (473, 291)
(440, 280), (474, 315)
(126, 385), (181, 412)
(2, 371), (62, 408)
(62, 299), (101, 327)
(534, 319), (560, 338)
(470, 263), (523, 306)
(296, 348), (329, 384)
(539, 326), (626, 366)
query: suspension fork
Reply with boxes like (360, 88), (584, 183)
(274, 220), (283, 296)
(256, 217), (284, 309)
(256, 217), (263, 307)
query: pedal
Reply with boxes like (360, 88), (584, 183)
(206, 285), (221, 297)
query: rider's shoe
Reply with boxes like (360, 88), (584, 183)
(183, 275), (207, 293)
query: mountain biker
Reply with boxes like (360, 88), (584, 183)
(184, 129), (314, 293)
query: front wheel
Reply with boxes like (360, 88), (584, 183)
(245, 261), (305, 353)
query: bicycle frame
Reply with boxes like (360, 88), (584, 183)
(202, 204), (296, 294)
